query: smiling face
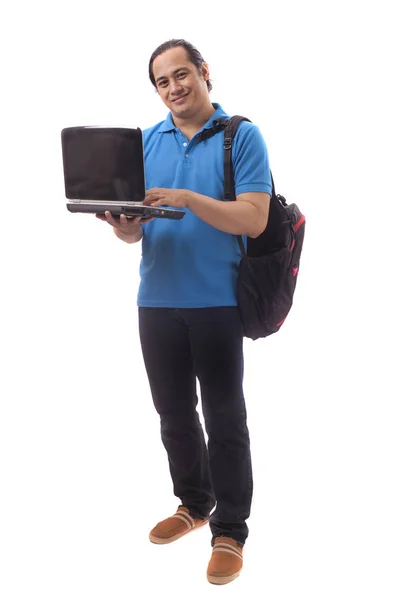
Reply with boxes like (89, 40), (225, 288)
(152, 46), (212, 123)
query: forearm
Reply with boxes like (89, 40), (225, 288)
(113, 226), (143, 244)
(186, 191), (259, 237)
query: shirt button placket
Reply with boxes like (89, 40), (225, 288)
(183, 141), (189, 158)
(182, 138), (191, 166)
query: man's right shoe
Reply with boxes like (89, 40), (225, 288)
(149, 506), (208, 544)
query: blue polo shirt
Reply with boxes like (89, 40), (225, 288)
(138, 103), (272, 308)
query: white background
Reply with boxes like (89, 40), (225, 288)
(1, 0), (399, 598)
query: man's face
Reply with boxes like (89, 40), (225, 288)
(152, 47), (210, 119)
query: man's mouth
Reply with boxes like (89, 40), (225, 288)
(172, 93), (189, 103)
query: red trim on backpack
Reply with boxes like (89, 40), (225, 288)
(276, 317), (286, 327)
(290, 240), (295, 252)
(293, 214), (305, 233)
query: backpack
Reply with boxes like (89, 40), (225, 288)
(198, 115), (306, 340)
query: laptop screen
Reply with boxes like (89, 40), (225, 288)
(61, 127), (145, 202)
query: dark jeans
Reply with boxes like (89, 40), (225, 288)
(138, 306), (253, 547)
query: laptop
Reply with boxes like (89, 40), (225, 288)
(61, 126), (185, 220)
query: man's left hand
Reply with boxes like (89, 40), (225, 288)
(143, 188), (191, 209)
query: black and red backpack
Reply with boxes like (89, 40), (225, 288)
(199, 115), (306, 340)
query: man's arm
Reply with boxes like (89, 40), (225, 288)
(186, 190), (271, 238)
(145, 122), (272, 237)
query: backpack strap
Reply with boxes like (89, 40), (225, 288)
(222, 116), (251, 202)
(197, 115), (275, 256)
(218, 116), (250, 256)
(196, 119), (226, 142)
(223, 117), (277, 198)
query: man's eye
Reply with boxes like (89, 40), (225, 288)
(177, 72), (186, 79)
(159, 81), (168, 87)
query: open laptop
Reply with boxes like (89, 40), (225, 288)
(61, 126), (185, 220)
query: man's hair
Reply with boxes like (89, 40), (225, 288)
(149, 39), (212, 92)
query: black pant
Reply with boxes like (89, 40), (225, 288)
(138, 306), (253, 547)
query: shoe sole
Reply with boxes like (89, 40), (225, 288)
(207, 569), (242, 585)
(149, 519), (208, 544)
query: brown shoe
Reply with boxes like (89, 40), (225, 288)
(207, 536), (243, 585)
(149, 506), (208, 544)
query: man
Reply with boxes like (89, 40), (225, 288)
(97, 39), (272, 585)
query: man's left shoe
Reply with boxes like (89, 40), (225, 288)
(206, 536), (243, 585)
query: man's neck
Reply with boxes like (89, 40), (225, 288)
(173, 103), (216, 140)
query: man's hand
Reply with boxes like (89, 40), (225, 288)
(95, 211), (153, 243)
(143, 188), (191, 209)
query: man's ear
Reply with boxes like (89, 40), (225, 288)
(201, 62), (210, 81)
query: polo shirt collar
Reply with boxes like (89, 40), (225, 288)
(158, 103), (229, 134)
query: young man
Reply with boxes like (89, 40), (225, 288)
(97, 39), (272, 585)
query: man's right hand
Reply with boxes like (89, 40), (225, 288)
(95, 211), (153, 243)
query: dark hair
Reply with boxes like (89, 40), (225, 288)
(149, 39), (212, 92)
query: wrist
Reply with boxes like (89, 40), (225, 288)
(114, 226), (143, 244)
(185, 190), (196, 210)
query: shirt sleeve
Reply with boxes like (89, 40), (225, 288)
(232, 122), (272, 196)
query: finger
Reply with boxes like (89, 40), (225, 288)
(104, 211), (118, 226)
(120, 214), (137, 226)
(123, 216), (142, 225)
(144, 191), (160, 204)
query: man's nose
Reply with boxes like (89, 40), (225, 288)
(170, 80), (184, 94)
